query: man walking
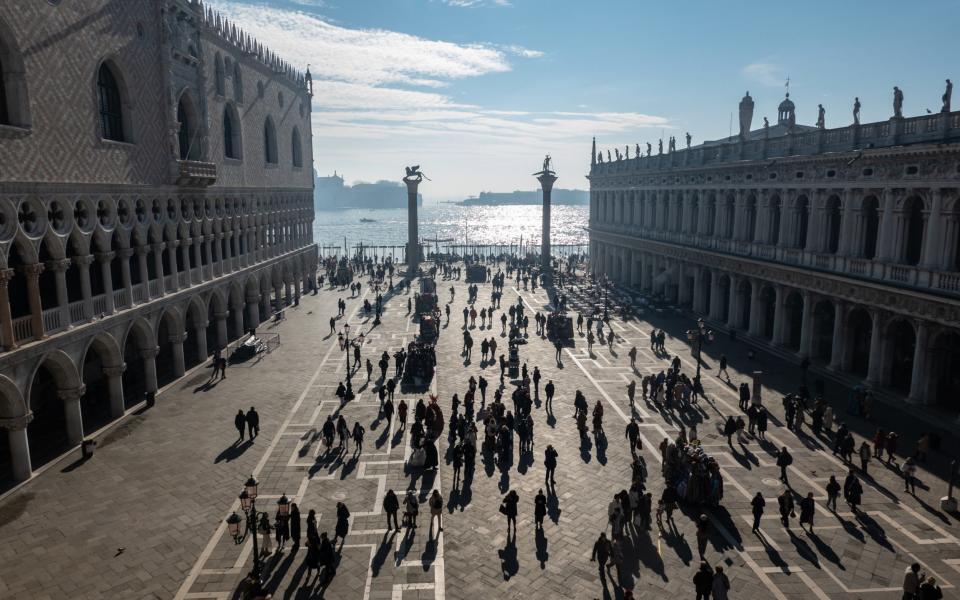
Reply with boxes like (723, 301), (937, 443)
(234, 409), (246, 441)
(246, 406), (260, 440)
(544, 379), (555, 411)
(718, 354), (729, 380)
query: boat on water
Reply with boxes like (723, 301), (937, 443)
(360, 218), (376, 223)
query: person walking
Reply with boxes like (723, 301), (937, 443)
(258, 512), (273, 555)
(628, 345), (637, 368)
(903, 563), (923, 600)
(429, 490), (444, 535)
(383, 489), (400, 530)
(398, 399), (408, 430)
(534, 489), (547, 529)
(845, 471), (864, 512)
(544, 444), (558, 485)
(544, 380), (555, 410)
(275, 509), (290, 552)
(693, 562), (714, 600)
(903, 455), (918, 494)
(920, 576), (943, 600)
(234, 409), (246, 441)
(799, 492), (815, 534)
(290, 502), (301, 548)
(502, 490), (519, 540)
(712, 565), (731, 600)
(750, 491), (765, 532)
(859, 441), (872, 474)
(403, 490), (419, 529)
(826, 475), (841, 512)
(333, 501), (350, 545)
(776, 447), (793, 485)
(718, 354), (729, 380)
(352, 421), (365, 454)
(777, 489), (794, 528)
(246, 406), (260, 440)
(591, 532), (612, 578)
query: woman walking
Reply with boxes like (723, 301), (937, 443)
(429, 490), (444, 535)
(290, 503), (302, 548)
(258, 512), (273, 555)
(502, 489), (520, 540)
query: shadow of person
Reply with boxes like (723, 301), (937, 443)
(370, 530), (396, 576)
(535, 527), (549, 569)
(498, 539), (519, 580)
(214, 439), (253, 464)
(547, 490), (562, 524)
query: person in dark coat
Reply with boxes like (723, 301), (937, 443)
(534, 489), (547, 529)
(234, 410), (246, 440)
(383, 489), (400, 530)
(304, 535), (321, 583)
(825, 475), (841, 512)
(306, 509), (318, 544)
(751, 492), (765, 532)
(317, 532), (335, 583)
(544, 444), (558, 484)
(845, 472), (863, 512)
(502, 490), (519, 539)
(246, 407), (260, 439)
(693, 562), (714, 600)
(776, 447), (793, 485)
(591, 532), (612, 576)
(777, 489), (794, 528)
(289, 502), (301, 547)
(799, 492), (815, 533)
(333, 502), (350, 545)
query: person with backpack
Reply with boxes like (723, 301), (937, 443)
(776, 446), (793, 485)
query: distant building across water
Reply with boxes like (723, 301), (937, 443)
(460, 188), (588, 206)
(315, 171), (422, 210)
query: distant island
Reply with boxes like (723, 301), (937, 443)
(315, 171), (422, 210)
(460, 188), (588, 206)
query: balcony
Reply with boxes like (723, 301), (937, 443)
(175, 160), (217, 187)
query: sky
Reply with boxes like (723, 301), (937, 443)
(209, 0), (960, 201)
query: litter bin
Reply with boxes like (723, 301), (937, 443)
(81, 439), (96, 459)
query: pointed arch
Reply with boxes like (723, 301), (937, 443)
(96, 60), (130, 142)
(0, 16), (30, 128)
(233, 62), (243, 102)
(291, 126), (303, 168)
(177, 90), (201, 161)
(214, 53), (225, 96)
(263, 116), (278, 164)
(223, 102), (242, 160)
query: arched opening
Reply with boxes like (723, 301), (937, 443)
(156, 311), (179, 389)
(263, 117), (278, 164)
(769, 196), (782, 245)
(705, 196), (716, 236)
(121, 322), (151, 407)
(795, 196), (810, 249)
(291, 127), (302, 168)
(759, 287), (776, 340)
(207, 295), (221, 353)
(745, 195), (757, 241)
(223, 103), (241, 160)
(887, 320), (915, 394)
(37, 237), (61, 315)
(214, 53), (225, 96)
(649, 194), (657, 228)
(812, 300), (834, 362)
(7, 241), (32, 321)
(690, 194), (699, 234)
(862, 196), (880, 259)
(233, 63), (243, 102)
(81, 335), (120, 432)
(0, 379), (24, 485)
(723, 197), (735, 238)
(183, 301), (205, 370)
(97, 62), (126, 142)
(903, 196), (925, 266)
(28, 355), (77, 468)
(826, 195), (842, 254)
(701, 270), (712, 315)
(930, 332), (960, 410)
(674, 197), (684, 233)
(737, 279), (751, 330)
(0, 18), (31, 128)
(784, 292), (803, 351)
(846, 308), (872, 377)
(718, 275), (731, 323)
(177, 93), (201, 161)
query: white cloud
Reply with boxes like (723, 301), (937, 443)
(501, 44), (544, 58)
(442, 0), (512, 6)
(742, 62), (786, 88)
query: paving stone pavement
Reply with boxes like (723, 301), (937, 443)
(0, 265), (958, 600)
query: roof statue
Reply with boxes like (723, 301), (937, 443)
(404, 165), (428, 182)
(624, 145), (630, 160)
(635, 143), (641, 158)
(816, 104), (825, 129)
(943, 79), (953, 113)
(738, 91), (754, 139)
(646, 142), (652, 156)
(658, 139), (663, 155)
(853, 97), (861, 125)
(607, 149), (612, 162)
(685, 132), (692, 148)
(536, 154), (555, 175)
(893, 86), (904, 118)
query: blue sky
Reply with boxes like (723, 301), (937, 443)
(210, 0), (959, 200)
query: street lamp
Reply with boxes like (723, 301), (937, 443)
(226, 476), (263, 584)
(343, 323), (355, 400)
(686, 318), (714, 380)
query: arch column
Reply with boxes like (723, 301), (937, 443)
(194, 321), (209, 361)
(47, 259), (71, 329)
(692, 267), (704, 314)
(246, 294), (260, 331)
(921, 189), (945, 270)
(798, 291), (814, 358)
(0, 414), (33, 481)
(180, 239), (193, 286)
(726, 274), (739, 329)
(213, 233), (224, 277)
(103, 364), (126, 417)
(865, 310), (885, 386)
(747, 281), (763, 336)
(136, 246), (151, 300)
(0, 269), (16, 350)
(22, 263), (46, 340)
(96, 252), (116, 314)
(170, 332), (187, 378)
(59, 386), (86, 446)
(74, 254), (95, 322)
(877, 188), (896, 261)
(708, 271), (722, 320)
(166, 241), (180, 292)
(907, 321), (930, 404)
(204, 235), (215, 279)
(829, 302), (847, 370)
(117, 248), (134, 308)
(141, 346), (159, 394)
(772, 286), (787, 345)
(214, 311), (229, 348)
(151, 243), (165, 297)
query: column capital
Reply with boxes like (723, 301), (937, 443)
(20, 263), (45, 278)
(151, 242), (165, 252)
(117, 247), (135, 259)
(167, 239), (181, 249)
(194, 321), (210, 330)
(141, 346), (160, 359)
(204, 234), (215, 242)
(215, 232), (225, 239)
(102, 363), (126, 378)
(57, 386), (87, 403)
(73, 254), (95, 268)
(213, 310), (230, 320)
(169, 331), (188, 344)
(182, 237), (193, 245)
(0, 412), (33, 431)
(95, 251), (116, 263)
(0, 268), (13, 286)
(46, 258), (71, 272)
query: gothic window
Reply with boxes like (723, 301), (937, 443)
(0, 53), (8, 125)
(264, 117), (278, 164)
(0, 18), (30, 128)
(862, 197), (880, 259)
(826, 196), (842, 254)
(233, 63), (243, 102)
(223, 104), (241, 159)
(177, 94), (200, 160)
(796, 196), (810, 249)
(214, 53), (225, 96)
(770, 197), (782, 245)
(291, 126), (302, 168)
(97, 63), (124, 141)
(903, 196), (925, 265)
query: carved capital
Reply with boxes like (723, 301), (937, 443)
(169, 331), (188, 344)
(73, 254), (95, 268)
(102, 363), (126, 378)
(117, 247), (135, 259)
(0, 413), (33, 431)
(0, 268), (13, 287)
(135, 245), (150, 257)
(141, 346), (160, 359)
(58, 386), (87, 403)
(194, 321), (209, 330)
(167, 240), (181, 249)
(213, 310), (230, 320)
(46, 258), (71, 273)
(20, 263), (45, 278)
(215, 232), (224, 239)
(95, 251), (116, 263)
(151, 243), (165, 252)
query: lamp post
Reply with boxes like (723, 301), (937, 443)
(343, 323), (355, 400)
(226, 476), (263, 584)
(686, 318), (714, 380)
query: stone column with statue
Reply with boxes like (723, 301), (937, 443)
(402, 166), (426, 273)
(534, 155), (558, 278)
